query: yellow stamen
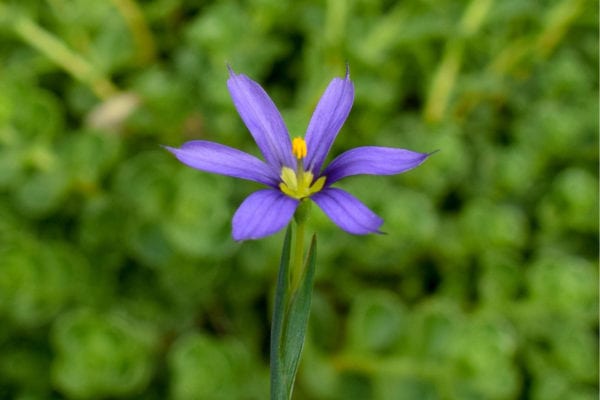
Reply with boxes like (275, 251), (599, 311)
(280, 167), (298, 191)
(279, 167), (326, 200)
(292, 137), (307, 160)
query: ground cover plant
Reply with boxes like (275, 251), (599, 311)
(0, 0), (597, 399)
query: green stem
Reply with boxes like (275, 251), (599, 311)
(270, 201), (316, 400)
(290, 216), (306, 293)
(289, 199), (311, 293)
(270, 227), (292, 400)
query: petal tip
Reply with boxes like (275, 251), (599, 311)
(372, 218), (385, 235)
(162, 144), (178, 154)
(226, 66), (245, 85)
(226, 63), (235, 76)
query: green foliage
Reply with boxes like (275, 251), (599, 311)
(168, 332), (266, 399)
(51, 309), (156, 398)
(0, 0), (597, 399)
(271, 227), (318, 399)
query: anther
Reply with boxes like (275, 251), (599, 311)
(292, 137), (307, 160)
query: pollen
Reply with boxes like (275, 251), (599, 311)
(292, 137), (307, 160)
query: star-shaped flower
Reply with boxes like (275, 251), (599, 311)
(166, 67), (431, 241)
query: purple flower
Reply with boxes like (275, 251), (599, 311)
(166, 68), (431, 241)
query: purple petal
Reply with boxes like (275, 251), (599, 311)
(165, 141), (279, 186)
(232, 189), (298, 241)
(311, 188), (383, 235)
(304, 72), (354, 174)
(227, 68), (295, 170)
(322, 146), (431, 185)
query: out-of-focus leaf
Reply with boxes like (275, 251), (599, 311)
(0, 82), (63, 141)
(168, 333), (266, 400)
(346, 290), (408, 353)
(0, 240), (89, 327)
(459, 198), (528, 252)
(59, 129), (121, 185)
(51, 309), (156, 399)
(537, 168), (599, 233)
(14, 166), (70, 217)
(526, 252), (598, 321)
(162, 168), (233, 258)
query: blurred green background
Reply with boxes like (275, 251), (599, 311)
(0, 0), (597, 399)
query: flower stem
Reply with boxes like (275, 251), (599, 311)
(290, 219), (305, 291)
(270, 201), (315, 399)
(290, 200), (310, 293)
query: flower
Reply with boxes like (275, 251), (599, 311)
(166, 67), (431, 241)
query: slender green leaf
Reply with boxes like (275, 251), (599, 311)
(280, 234), (317, 398)
(270, 226), (292, 400)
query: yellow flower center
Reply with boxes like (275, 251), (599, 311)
(279, 137), (326, 199)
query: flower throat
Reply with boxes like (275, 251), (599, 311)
(279, 137), (326, 199)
